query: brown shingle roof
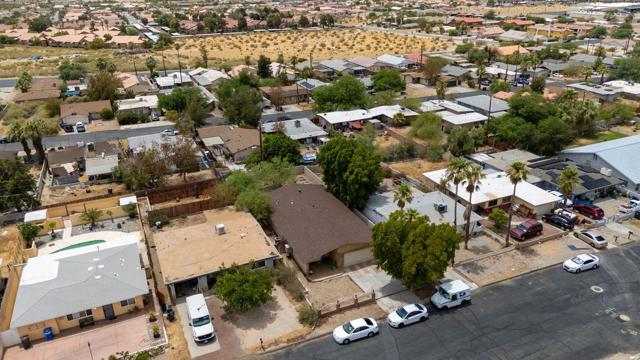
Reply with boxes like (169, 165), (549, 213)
(60, 100), (111, 119)
(196, 125), (259, 154)
(268, 184), (371, 265)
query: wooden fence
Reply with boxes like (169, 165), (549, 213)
(148, 198), (216, 219)
(318, 291), (376, 318)
(137, 179), (217, 205)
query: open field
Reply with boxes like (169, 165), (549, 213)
(462, 4), (569, 16)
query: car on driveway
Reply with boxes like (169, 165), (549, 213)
(510, 219), (543, 240)
(562, 254), (600, 273)
(333, 318), (379, 344)
(573, 204), (604, 220)
(542, 214), (574, 230)
(387, 304), (428, 328)
(574, 231), (608, 249)
(161, 129), (178, 136)
(619, 199), (640, 214)
(75, 122), (86, 133)
(547, 190), (572, 207)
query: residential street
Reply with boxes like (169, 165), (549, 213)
(264, 243), (640, 360)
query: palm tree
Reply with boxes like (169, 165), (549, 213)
(582, 66), (593, 82)
(174, 43), (183, 83)
(440, 158), (470, 228)
(81, 208), (103, 229)
(476, 64), (486, 90)
(8, 121), (31, 160)
(393, 184), (414, 210)
(405, 208), (419, 223)
(23, 118), (50, 164)
(436, 80), (447, 100)
(106, 210), (114, 223)
(463, 165), (485, 249)
(505, 162), (529, 247)
(145, 56), (157, 77)
(596, 63), (608, 84)
(558, 167), (580, 209)
(47, 221), (57, 238)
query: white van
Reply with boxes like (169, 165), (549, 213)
(430, 280), (471, 310)
(185, 294), (216, 343)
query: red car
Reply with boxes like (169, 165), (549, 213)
(573, 204), (604, 220)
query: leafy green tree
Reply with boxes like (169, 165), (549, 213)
(87, 72), (122, 102)
(113, 149), (169, 190)
(23, 118), (52, 164)
(369, 90), (396, 107)
(298, 15), (310, 27)
(214, 263), (274, 312)
(410, 112), (442, 143)
(612, 22), (633, 39)
(401, 97), (421, 111)
(145, 57), (157, 76)
(488, 208), (507, 229)
(257, 55), (272, 78)
(393, 184), (413, 210)
(220, 171), (259, 198)
(611, 58), (640, 81)
(531, 116), (574, 155)
(455, 43), (473, 54)
(0, 159), (40, 211)
(312, 75), (369, 112)
(588, 26), (607, 38)
(95, 57), (117, 73)
(371, 211), (461, 287)
(372, 68), (405, 92)
(435, 80), (447, 100)
(507, 92), (555, 124)
(81, 208), (103, 228)
(259, 134), (301, 165)
(28, 16), (51, 32)
(558, 167), (579, 209)
(319, 14), (335, 28)
(58, 60), (86, 80)
(423, 57), (448, 85)
(468, 48), (488, 64)
(504, 162), (528, 246)
(489, 80), (510, 94)
(317, 137), (383, 209)
(15, 70), (32, 93)
(235, 190), (273, 223)
(159, 87), (204, 112)
(185, 92), (210, 127)
(219, 85), (262, 127)
(248, 158), (295, 188)
(165, 138), (199, 181)
(598, 102), (635, 125)
(447, 127), (484, 157)
(530, 76), (545, 93)
(18, 223), (40, 245)
(7, 121), (31, 159)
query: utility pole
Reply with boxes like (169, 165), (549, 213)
(419, 44), (424, 70)
(161, 49), (167, 76)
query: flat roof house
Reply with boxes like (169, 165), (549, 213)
(188, 68), (230, 89)
(566, 82), (621, 102)
(562, 135), (640, 191)
(10, 238), (148, 342)
(363, 189), (483, 234)
(376, 54), (417, 71)
(262, 118), (328, 143)
(269, 184), (373, 275)
(153, 208), (280, 300)
(116, 95), (159, 116)
(60, 100), (112, 125)
(424, 169), (560, 218)
(456, 94), (510, 116)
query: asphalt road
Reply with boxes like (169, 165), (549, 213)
(265, 243), (640, 360)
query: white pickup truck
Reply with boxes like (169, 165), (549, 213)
(619, 199), (640, 214)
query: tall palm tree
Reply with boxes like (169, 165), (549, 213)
(393, 184), (413, 210)
(505, 162), (529, 247)
(558, 167), (580, 209)
(463, 165), (485, 249)
(8, 121), (31, 160)
(440, 158), (470, 228)
(476, 64), (486, 90)
(81, 208), (103, 229)
(23, 118), (50, 164)
(174, 43), (183, 83)
(436, 80), (447, 100)
(596, 63), (608, 84)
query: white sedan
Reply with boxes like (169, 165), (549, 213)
(562, 254), (600, 273)
(332, 318), (378, 344)
(387, 304), (428, 328)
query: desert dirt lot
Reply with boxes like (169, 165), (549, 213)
(462, 4), (569, 16)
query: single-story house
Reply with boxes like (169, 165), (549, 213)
(424, 168), (561, 218)
(363, 188), (483, 234)
(259, 85), (310, 105)
(296, 78), (329, 92)
(188, 68), (230, 89)
(603, 80), (640, 100)
(438, 111), (488, 130)
(347, 56), (393, 75)
(569, 54), (615, 68)
(367, 105), (419, 123)
(196, 125), (259, 163)
(127, 133), (180, 154)
(154, 208), (280, 300)
(566, 82), (621, 102)
(317, 109), (371, 129)
(376, 54), (417, 71)
(269, 184), (373, 275)
(14, 78), (61, 103)
(46, 146), (86, 185)
(116, 95), (159, 116)
(562, 134), (640, 191)
(155, 72), (192, 91)
(60, 100), (112, 125)
(261, 118), (327, 144)
(540, 59), (571, 74)
(441, 65), (472, 85)
(456, 94), (510, 116)
(117, 72), (158, 95)
(318, 59), (365, 77)
(496, 45), (530, 57)
(10, 238), (148, 342)
(498, 29), (534, 42)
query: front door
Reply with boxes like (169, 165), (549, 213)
(103, 304), (116, 320)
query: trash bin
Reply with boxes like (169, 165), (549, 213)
(20, 335), (31, 349)
(43, 327), (53, 341)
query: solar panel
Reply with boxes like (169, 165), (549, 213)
(582, 178), (611, 190)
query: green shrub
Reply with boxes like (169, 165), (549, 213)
(297, 304), (319, 326)
(148, 212), (170, 226)
(488, 208), (508, 229)
(272, 267), (306, 301)
(100, 107), (114, 120)
(117, 112), (147, 125)
(122, 203), (138, 218)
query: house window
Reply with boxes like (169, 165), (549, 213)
(488, 199), (498, 207)
(66, 309), (93, 321)
(254, 260), (266, 268)
(120, 298), (136, 307)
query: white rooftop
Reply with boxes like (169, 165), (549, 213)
(85, 155), (119, 177)
(420, 101), (445, 112)
(603, 80), (640, 95)
(119, 196), (137, 206)
(424, 169), (560, 206)
(439, 111), (488, 126)
(317, 109), (370, 124)
(24, 209), (47, 223)
(11, 238), (148, 328)
(428, 100), (474, 114)
(116, 95), (159, 111)
(261, 118), (328, 141)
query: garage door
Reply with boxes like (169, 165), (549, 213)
(343, 247), (374, 267)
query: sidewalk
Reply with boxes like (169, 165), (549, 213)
(347, 263), (420, 312)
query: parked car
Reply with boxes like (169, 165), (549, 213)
(547, 190), (572, 207)
(552, 72), (564, 78)
(542, 214), (574, 230)
(553, 208), (579, 224)
(573, 230), (608, 249)
(161, 129), (178, 136)
(150, 111), (160, 121)
(480, 79), (492, 90)
(333, 318), (379, 344)
(0, 136), (6, 144)
(509, 219), (543, 240)
(61, 124), (74, 133)
(75, 122), (85, 133)
(573, 204), (604, 220)
(562, 254), (600, 273)
(387, 304), (428, 328)
(185, 294), (215, 343)
(430, 280), (472, 310)
(619, 199), (640, 214)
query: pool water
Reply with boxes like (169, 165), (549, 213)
(52, 240), (106, 253)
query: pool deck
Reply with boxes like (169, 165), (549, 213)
(38, 230), (141, 255)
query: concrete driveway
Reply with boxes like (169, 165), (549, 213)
(347, 263), (420, 313)
(175, 298), (221, 359)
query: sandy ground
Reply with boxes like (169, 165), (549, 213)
(40, 182), (128, 206)
(460, 4), (569, 16)
(388, 159), (448, 180)
(0, 226), (23, 277)
(176, 29), (453, 65)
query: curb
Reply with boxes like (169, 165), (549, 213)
(477, 261), (564, 288)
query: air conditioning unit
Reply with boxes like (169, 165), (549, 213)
(434, 203), (448, 213)
(600, 167), (612, 176)
(215, 224), (225, 235)
(284, 244), (292, 257)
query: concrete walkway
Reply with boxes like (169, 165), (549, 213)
(347, 263), (421, 313)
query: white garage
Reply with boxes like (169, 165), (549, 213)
(343, 247), (374, 267)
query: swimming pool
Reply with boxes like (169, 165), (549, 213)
(51, 240), (106, 253)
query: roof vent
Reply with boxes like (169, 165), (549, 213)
(294, 120), (301, 128)
(215, 224), (225, 235)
